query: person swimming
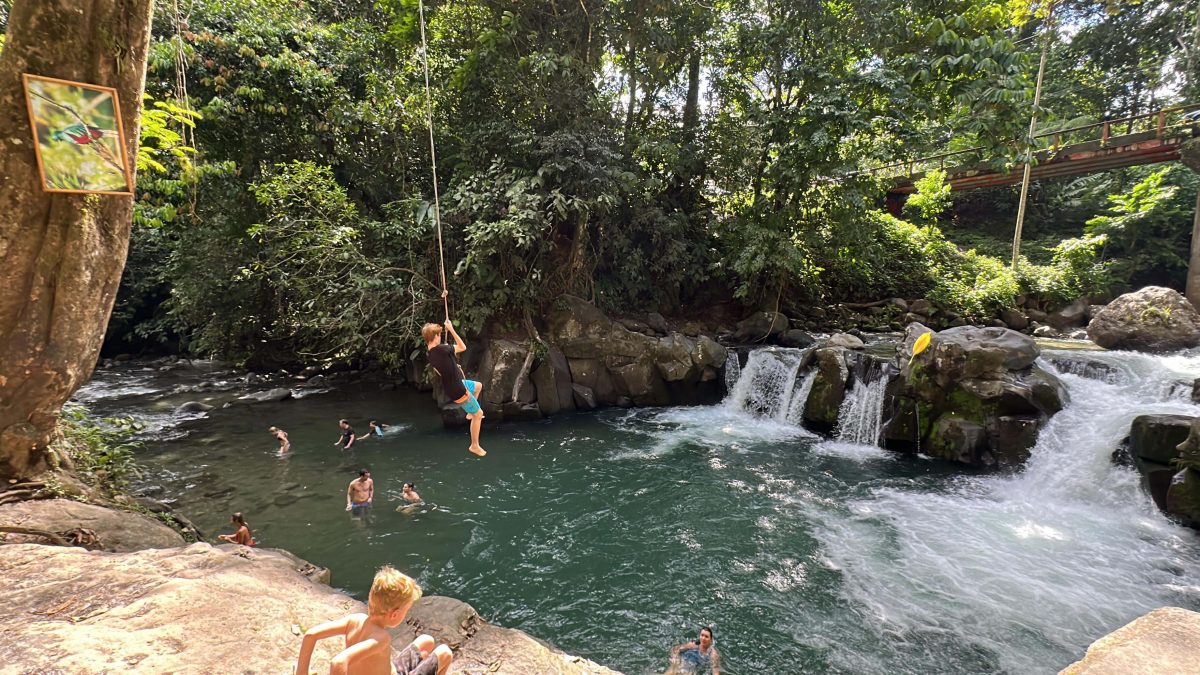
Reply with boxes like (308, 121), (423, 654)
(368, 420), (389, 438)
(269, 426), (290, 453)
(401, 483), (422, 504)
(669, 626), (721, 674)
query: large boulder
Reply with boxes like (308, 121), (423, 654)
(1126, 415), (1195, 466)
(532, 347), (576, 416)
(655, 334), (697, 382)
(1087, 286), (1200, 352)
(1046, 299), (1089, 331)
(0, 499), (184, 551)
(889, 326), (1066, 468)
(803, 348), (850, 429)
(733, 311), (788, 342)
(1060, 607), (1200, 675)
(477, 339), (535, 411)
(0, 543), (619, 675)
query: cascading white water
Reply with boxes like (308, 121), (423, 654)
(814, 349), (1200, 673)
(834, 373), (891, 446)
(724, 347), (809, 422)
(723, 350), (741, 393)
(785, 370), (818, 425)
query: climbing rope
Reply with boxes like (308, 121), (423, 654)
(417, 0), (450, 322)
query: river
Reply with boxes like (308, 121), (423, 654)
(75, 347), (1200, 674)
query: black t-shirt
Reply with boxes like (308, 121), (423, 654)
(340, 426), (355, 444)
(428, 344), (467, 400)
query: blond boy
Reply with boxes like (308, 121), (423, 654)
(295, 566), (453, 675)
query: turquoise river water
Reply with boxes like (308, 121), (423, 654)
(76, 347), (1200, 674)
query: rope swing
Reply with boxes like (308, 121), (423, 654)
(416, 0), (451, 322)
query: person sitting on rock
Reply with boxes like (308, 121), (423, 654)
(217, 512), (255, 546)
(294, 565), (453, 675)
(270, 426), (291, 453)
(669, 626), (721, 674)
(423, 315), (486, 457)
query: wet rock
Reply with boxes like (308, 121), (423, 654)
(1047, 299), (1089, 331)
(174, 401), (213, 414)
(608, 357), (669, 406)
(692, 335), (727, 370)
(1166, 468), (1200, 527)
(0, 499), (183, 551)
(440, 404), (467, 428)
(733, 311), (789, 342)
(1127, 414), (1195, 466)
(572, 384), (598, 410)
(304, 374), (328, 387)
(804, 348), (851, 429)
(1061, 606), (1200, 675)
(1087, 286), (1200, 352)
(655, 334), (697, 382)
(568, 358), (617, 406)
(233, 387), (293, 404)
(890, 326), (1064, 468)
(1193, 378), (1200, 404)
(1000, 309), (1029, 331)
(827, 332), (864, 349)
(501, 401), (543, 421)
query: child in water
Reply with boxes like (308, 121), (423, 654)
(269, 426), (290, 453)
(294, 565), (453, 675)
(368, 420), (388, 438)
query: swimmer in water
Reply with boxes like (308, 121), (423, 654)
(368, 420), (389, 438)
(669, 626), (721, 674)
(347, 469), (374, 516)
(269, 426), (290, 453)
(401, 482), (422, 504)
(217, 512), (255, 546)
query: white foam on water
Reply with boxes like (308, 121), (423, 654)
(785, 370), (818, 425)
(724, 347), (810, 421)
(811, 350), (1200, 673)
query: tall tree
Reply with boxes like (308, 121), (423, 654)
(0, 0), (153, 478)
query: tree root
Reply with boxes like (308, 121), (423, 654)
(0, 525), (101, 549)
(511, 311), (545, 403)
(0, 525), (69, 546)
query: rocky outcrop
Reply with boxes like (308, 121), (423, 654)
(457, 296), (728, 423)
(0, 498), (185, 551)
(0, 543), (620, 675)
(886, 325), (1067, 467)
(1113, 416), (1200, 526)
(1087, 287), (1200, 352)
(733, 311), (788, 342)
(803, 348), (851, 429)
(1060, 607), (1200, 674)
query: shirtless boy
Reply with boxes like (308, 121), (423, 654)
(423, 319), (485, 456)
(347, 470), (374, 515)
(294, 565), (452, 675)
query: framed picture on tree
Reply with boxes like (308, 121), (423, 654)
(22, 74), (132, 195)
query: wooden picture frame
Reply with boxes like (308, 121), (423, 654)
(22, 73), (133, 195)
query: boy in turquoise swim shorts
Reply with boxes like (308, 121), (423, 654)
(423, 319), (486, 457)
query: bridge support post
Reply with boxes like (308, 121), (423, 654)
(1183, 139), (1200, 308)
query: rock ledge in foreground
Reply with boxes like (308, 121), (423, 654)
(1060, 606), (1200, 674)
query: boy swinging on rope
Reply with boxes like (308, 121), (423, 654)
(423, 305), (486, 457)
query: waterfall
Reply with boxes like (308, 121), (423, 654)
(786, 370), (818, 425)
(723, 350), (742, 393)
(724, 347), (809, 422)
(834, 370), (891, 446)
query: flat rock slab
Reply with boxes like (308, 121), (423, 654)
(0, 498), (184, 551)
(0, 543), (621, 674)
(1060, 606), (1200, 674)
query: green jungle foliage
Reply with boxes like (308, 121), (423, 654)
(3, 0), (1184, 367)
(56, 405), (145, 491)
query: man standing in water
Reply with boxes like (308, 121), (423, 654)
(269, 426), (290, 454)
(334, 419), (357, 451)
(347, 469), (374, 516)
(423, 318), (486, 457)
(669, 626), (721, 674)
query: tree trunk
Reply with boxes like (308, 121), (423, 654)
(681, 49), (701, 146)
(1187, 189), (1200, 309)
(0, 0), (153, 479)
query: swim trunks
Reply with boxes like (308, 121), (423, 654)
(394, 641), (439, 675)
(456, 379), (481, 415)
